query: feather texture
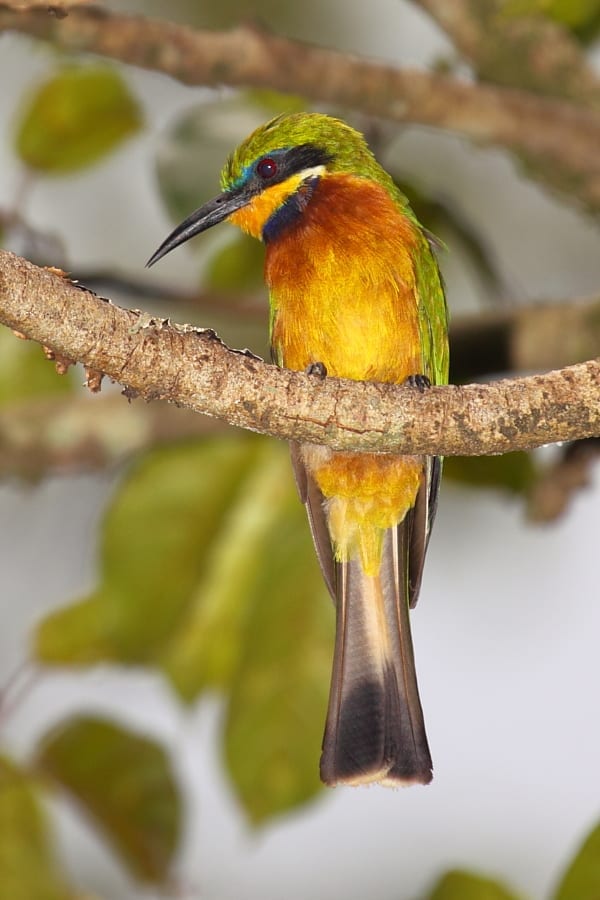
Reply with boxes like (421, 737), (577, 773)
(320, 523), (432, 786)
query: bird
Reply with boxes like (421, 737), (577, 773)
(148, 112), (449, 787)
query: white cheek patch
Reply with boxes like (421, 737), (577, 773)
(297, 164), (326, 182)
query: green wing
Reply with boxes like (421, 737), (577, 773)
(415, 231), (449, 387)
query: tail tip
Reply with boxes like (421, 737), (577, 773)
(320, 756), (433, 788)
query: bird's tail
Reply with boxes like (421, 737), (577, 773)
(320, 522), (432, 786)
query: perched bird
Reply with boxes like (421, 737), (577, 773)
(148, 113), (449, 787)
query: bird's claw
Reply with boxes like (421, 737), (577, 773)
(306, 361), (328, 378)
(405, 373), (431, 392)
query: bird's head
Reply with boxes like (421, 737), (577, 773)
(147, 112), (398, 266)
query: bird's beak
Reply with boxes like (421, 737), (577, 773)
(146, 186), (253, 267)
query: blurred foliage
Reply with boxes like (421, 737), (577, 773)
(502, 0), (600, 34)
(34, 435), (331, 822)
(425, 821), (600, 900)
(223, 471), (331, 822)
(15, 65), (142, 174)
(443, 452), (537, 495)
(0, 755), (80, 900)
(554, 821), (600, 900)
(427, 869), (522, 900)
(0, 326), (74, 407)
(35, 716), (181, 885)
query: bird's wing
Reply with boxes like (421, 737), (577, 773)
(290, 442), (336, 600)
(407, 455), (442, 608)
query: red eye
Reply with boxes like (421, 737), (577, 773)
(256, 157), (278, 179)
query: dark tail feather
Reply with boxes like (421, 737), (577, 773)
(320, 523), (432, 786)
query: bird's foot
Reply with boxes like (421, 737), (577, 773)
(405, 373), (431, 392)
(306, 361), (328, 378)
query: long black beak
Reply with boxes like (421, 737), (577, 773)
(146, 186), (252, 267)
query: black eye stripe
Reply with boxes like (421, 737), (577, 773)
(282, 144), (332, 176)
(253, 144), (332, 189)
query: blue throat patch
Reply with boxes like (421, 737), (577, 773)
(262, 175), (321, 243)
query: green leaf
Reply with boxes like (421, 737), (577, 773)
(553, 821), (600, 900)
(161, 440), (301, 698)
(34, 436), (264, 667)
(0, 326), (73, 408)
(35, 716), (181, 885)
(443, 452), (536, 495)
(0, 754), (76, 900)
(224, 476), (332, 823)
(15, 65), (142, 174)
(33, 593), (114, 665)
(428, 869), (522, 900)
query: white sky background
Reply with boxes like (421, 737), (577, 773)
(0, 2), (599, 898)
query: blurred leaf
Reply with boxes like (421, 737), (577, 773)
(428, 869), (522, 900)
(35, 716), (181, 885)
(0, 754), (76, 900)
(224, 477), (332, 824)
(34, 434), (334, 822)
(0, 326), (73, 408)
(161, 440), (301, 698)
(553, 821), (600, 900)
(502, 0), (600, 31)
(33, 593), (114, 665)
(15, 65), (142, 174)
(443, 452), (536, 494)
(34, 436), (264, 667)
(205, 232), (265, 294)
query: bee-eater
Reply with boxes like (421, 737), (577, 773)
(148, 113), (449, 787)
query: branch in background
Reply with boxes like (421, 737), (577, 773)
(0, 392), (225, 477)
(2, 7), (600, 210)
(450, 296), (600, 382)
(74, 268), (266, 320)
(414, 0), (600, 106)
(1, 250), (599, 457)
(527, 438), (600, 521)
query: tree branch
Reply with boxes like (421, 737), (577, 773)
(450, 296), (600, 382)
(527, 438), (600, 521)
(2, 5), (600, 209)
(1, 250), (598, 457)
(0, 392), (224, 476)
(414, 0), (600, 106)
